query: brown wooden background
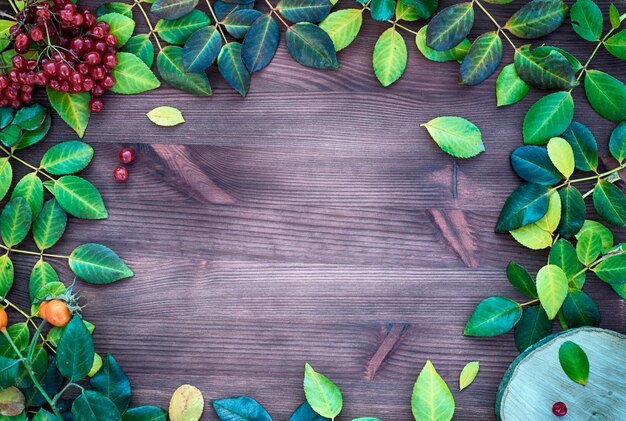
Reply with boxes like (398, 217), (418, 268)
(7, 0), (626, 419)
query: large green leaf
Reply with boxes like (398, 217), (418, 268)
(40, 141), (94, 175)
(604, 30), (626, 59)
(505, 0), (567, 39)
(510, 145), (562, 185)
(411, 360), (455, 421)
(536, 264), (568, 320)
(464, 296), (521, 336)
(90, 355), (131, 413)
(561, 121), (598, 171)
(32, 199), (67, 251)
(286, 23), (338, 70)
(319, 9), (362, 52)
(157, 46), (212, 96)
(289, 401), (330, 421)
(561, 289), (600, 328)
(72, 391), (121, 421)
(514, 305), (552, 352)
(0, 255), (13, 299)
(506, 262), (537, 298)
(154, 10), (211, 44)
(122, 34), (156, 67)
(241, 14), (280, 73)
(592, 179), (626, 226)
(0, 125), (22, 148)
(522, 92), (574, 145)
(123, 406), (167, 421)
(110, 52), (160, 94)
(151, 0), (199, 20)
(56, 315), (95, 382)
(369, 0), (395, 21)
(415, 25), (470, 62)
(53, 176), (107, 220)
(593, 254), (626, 285)
(97, 13), (135, 48)
(426, 2), (474, 51)
(558, 341), (589, 385)
(0, 197), (31, 248)
(303, 363), (342, 419)
(372, 27), (407, 87)
(0, 158), (11, 201)
(609, 122), (626, 163)
(570, 0), (602, 41)
(218, 42), (251, 97)
(459, 31), (502, 85)
(212, 396), (272, 421)
(277, 0), (332, 23)
(514, 45), (578, 90)
(421, 116), (483, 158)
(222, 9), (262, 39)
(69, 243), (133, 284)
(11, 172), (43, 218)
(495, 183), (550, 232)
(13, 104), (47, 131)
(46, 89), (90, 138)
(584, 70), (626, 122)
(546, 137), (574, 180)
(496, 64), (530, 106)
(575, 229), (602, 266)
(557, 186), (585, 239)
(183, 26), (222, 72)
(29, 260), (59, 302)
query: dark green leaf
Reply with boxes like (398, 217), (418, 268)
(23, 356), (62, 407)
(372, 27), (406, 86)
(72, 391), (121, 421)
(561, 121), (598, 171)
(532, 46), (582, 72)
(96, 2), (134, 19)
(46, 89), (90, 138)
(155, 10), (211, 45)
(289, 401), (330, 421)
(415, 25), (470, 62)
(0, 108), (13, 130)
(510, 145), (562, 185)
(426, 2), (474, 51)
(12, 104), (47, 131)
(561, 289), (600, 328)
(15, 112), (51, 149)
(558, 341), (589, 385)
(495, 183), (550, 232)
(183, 26), (222, 72)
(286, 23), (338, 69)
(584, 69), (626, 122)
(319, 9), (362, 52)
(151, 0), (199, 20)
(241, 14), (280, 72)
(56, 315), (95, 382)
(593, 179), (626, 226)
(506, 262), (537, 298)
(459, 31), (502, 85)
(0, 125), (23, 148)
(0, 357), (20, 389)
(157, 46), (212, 95)
(505, 0), (567, 39)
(557, 186), (585, 239)
(400, 0), (438, 19)
(0, 197), (31, 247)
(212, 396), (272, 421)
(223, 9), (262, 39)
(218, 42), (251, 97)
(514, 305), (552, 352)
(123, 406), (167, 421)
(97, 13), (135, 48)
(29, 260), (59, 302)
(90, 355), (131, 413)
(464, 296), (521, 336)
(570, 0), (602, 41)
(53, 175), (108, 220)
(11, 172), (43, 218)
(609, 121), (626, 163)
(514, 45), (578, 90)
(278, 0), (332, 23)
(40, 141), (94, 175)
(32, 199), (67, 251)
(69, 243), (133, 284)
(214, 1), (253, 21)
(522, 92), (574, 145)
(496, 64), (530, 106)
(369, 0), (396, 21)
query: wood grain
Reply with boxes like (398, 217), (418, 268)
(4, 0), (626, 419)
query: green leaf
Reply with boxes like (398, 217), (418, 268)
(495, 183), (550, 232)
(514, 305), (552, 352)
(561, 289), (600, 328)
(496, 64), (530, 106)
(110, 52), (160, 94)
(33, 282), (66, 304)
(411, 360), (455, 421)
(504, 0), (567, 39)
(46, 320), (94, 349)
(212, 396), (272, 421)
(96, 2), (134, 18)
(506, 262), (537, 298)
(0, 323), (29, 358)
(122, 35), (156, 67)
(168, 384), (204, 421)
(277, 0), (332, 23)
(421, 116), (483, 158)
(46, 89), (90, 138)
(369, 0), (395, 21)
(15, 112), (51, 150)
(157, 46), (212, 96)
(214, 2), (254, 21)
(532, 46), (583, 72)
(459, 361), (479, 391)
(426, 3), (474, 51)
(218, 42), (251, 97)
(0, 108), (13, 130)
(415, 25), (470, 63)
(459, 31), (502, 85)
(0, 158), (11, 202)
(561, 121), (598, 171)
(155, 10), (211, 45)
(53, 175), (108, 220)
(395, 1), (419, 22)
(97, 13), (135, 48)
(510, 145), (562, 185)
(0, 21), (14, 52)
(0, 357), (20, 389)
(303, 363), (342, 419)
(529, 188), (561, 232)
(289, 401), (330, 421)
(584, 69), (626, 122)
(29, 260), (59, 302)
(12, 104), (47, 131)
(123, 406), (167, 421)
(0, 197), (31, 248)
(0, 125), (22, 148)
(372, 27), (406, 86)
(509, 223), (552, 250)
(557, 186), (585, 239)
(151, 0), (199, 20)
(400, 0), (438, 19)
(72, 391), (121, 421)
(558, 341), (589, 385)
(593, 254), (626, 285)
(40, 141), (94, 175)
(32, 199), (67, 251)
(286, 23), (338, 70)
(0, 255), (13, 299)
(576, 220), (613, 251)
(550, 239), (585, 288)
(90, 355), (131, 413)
(11, 172), (43, 218)
(593, 179), (626, 226)
(241, 14), (280, 73)
(183, 26), (222, 72)
(56, 315), (95, 382)
(609, 121), (626, 163)
(464, 296), (522, 336)
(222, 9), (262, 39)
(610, 3), (621, 29)
(570, 0), (602, 41)
(147, 106), (185, 126)
(536, 264), (568, 320)
(604, 30), (626, 59)
(547, 137), (574, 179)
(319, 9), (363, 52)
(522, 92), (574, 145)
(576, 229), (602, 266)
(514, 45), (578, 90)
(69, 243), (133, 284)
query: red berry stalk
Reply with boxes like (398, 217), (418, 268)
(1, 0), (119, 110)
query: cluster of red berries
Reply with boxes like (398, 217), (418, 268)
(114, 147), (135, 182)
(1, 0), (119, 110)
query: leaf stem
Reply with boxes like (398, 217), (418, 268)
(204, 0), (229, 43)
(520, 298), (539, 307)
(265, 0), (290, 29)
(576, 28), (617, 82)
(0, 245), (70, 260)
(0, 146), (55, 181)
(134, 0), (163, 51)
(473, 0), (517, 50)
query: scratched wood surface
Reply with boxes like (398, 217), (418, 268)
(5, 0), (626, 419)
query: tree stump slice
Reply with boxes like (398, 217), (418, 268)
(496, 327), (626, 420)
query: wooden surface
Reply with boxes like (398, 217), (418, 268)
(7, 0), (626, 419)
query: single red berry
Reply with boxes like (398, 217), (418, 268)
(29, 26), (44, 42)
(113, 166), (128, 182)
(88, 98), (103, 113)
(105, 34), (117, 47)
(552, 402), (567, 417)
(103, 53), (118, 69)
(118, 148), (135, 164)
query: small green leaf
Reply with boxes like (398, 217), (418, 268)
(241, 14), (280, 73)
(496, 183), (550, 232)
(426, 2), (474, 51)
(154, 10), (211, 45)
(514, 45), (578, 90)
(510, 145), (562, 185)
(122, 34), (156, 67)
(56, 315), (95, 382)
(169, 384), (204, 421)
(506, 262), (537, 298)
(218, 42), (251, 97)
(11, 172), (43, 218)
(522, 92), (574, 145)
(561, 121), (598, 171)
(90, 355), (131, 413)
(40, 141), (94, 175)
(151, 0), (199, 20)
(558, 341), (589, 385)
(32, 199), (67, 251)
(592, 179), (626, 226)
(369, 0), (395, 21)
(415, 26), (470, 63)
(183, 26), (222, 72)
(97, 13), (135, 48)
(46, 89), (90, 138)
(373, 27), (407, 87)
(222, 10), (263, 39)
(459, 31), (502, 85)
(496, 64), (530, 106)
(0, 158), (12, 201)
(421, 116), (483, 158)
(514, 305), (552, 352)
(157, 46), (212, 96)
(72, 391), (121, 421)
(0, 197), (31, 248)
(505, 0), (567, 39)
(303, 363), (343, 419)
(12, 104), (47, 131)
(319, 9), (363, 52)
(277, 0), (332, 23)
(576, 229), (602, 266)
(609, 121), (626, 163)
(211, 396), (272, 421)
(610, 3), (621, 30)
(570, 0), (602, 41)
(561, 289), (600, 328)
(29, 260), (59, 302)
(459, 361), (479, 391)
(0, 255), (13, 299)
(536, 264), (568, 320)
(110, 52), (161, 94)
(53, 175), (108, 220)
(547, 137), (574, 179)
(286, 23), (338, 70)
(69, 243), (133, 284)
(557, 186), (585, 238)
(147, 106), (185, 126)
(584, 70), (626, 122)
(464, 296), (522, 336)
(411, 360), (455, 421)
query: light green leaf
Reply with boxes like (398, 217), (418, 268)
(496, 64), (530, 106)
(411, 360), (455, 421)
(169, 384), (204, 421)
(459, 361), (479, 391)
(319, 9), (363, 52)
(40, 141), (94, 175)
(69, 243), (133, 284)
(0, 197), (31, 248)
(558, 341), (589, 385)
(547, 137), (574, 179)
(303, 363), (343, 419)
(522, 92), (574, 145)
(0, 255), (13, 299)
(11, 172), (43, 218)
(29, 260), (59, 302)
(575, 229), (602, 266)
(373, 27), (407, 87)
(110, 52), (161, 94)
(46, 89), (90, 138)
(147, 106), (185, 127)
(421, 116), (484, 158)
(0, 158), (12, 201)
(154, 10), (211, 45)
(415, 26), (471, 63)
(32, 199), (67, 251)
(510, 223), (552, 250)
(53, 176), (108, 220)
(121, 34), (156, 67)
(576, 220), (613, 251)
(584, 70), (626, 122)
(536, 264), (568, 320)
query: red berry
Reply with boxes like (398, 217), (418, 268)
(29, 26), (44, 42)
(89, 98), (103, 113)
(105, 34), (117, 47)
(118, 148), (135, 164)
(113, 166), (128, 182)
(91, 26), (104, 39)
(552, 402), (567, 417)
(103, 53), (118, 69)
(96, 21), (110, 32)
(90, 65), (105, 80)
(11, 55), (25, 70)
(101, 74), (115, 89)
(84, 51), (101, 65)
(43, 61), (57, 76)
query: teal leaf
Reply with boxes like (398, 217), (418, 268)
(561, 121), (598, 171)
(557, 186), (585, 239)
(157, 46), (212, 95)
(289, 401), (330, 421)
(212, 396), (272, 421)
(459, 31), (502, 85)
(514, 45), (578, 90)
(72, 391), (121, 421)
(218, 42), (251, 97)
(151, 0), (199, 20)
(522, 92), (574, 145)
(510, 145), (562, 186)
(609, 121), (626, 163)
(277, 0), (332, 23)
(495, 183), (550, 232)
(241, 14), (280, 72)
(464, 296), (522, 336)
(426, 2), (474, 51)
(369, 0), (396, 21)
(592, 179), (626, 226)
(222, 9), (263, 39)
(514, 305), (552, 352)
(415, 25), (470, 63)
(400, 0), (438, 19)
(183, 26), (223, 72)
(12, 104), (47, 131)
(90, 355), (131, 413)
(506, 261), (537, 298)
(56, 315), (95, 382)
(96, 2), (133, 19)
(123, 406), (167, 421)
(561, 289), (600, 328)
(69, 243), (134, 284)
(286, 23), (338, 69)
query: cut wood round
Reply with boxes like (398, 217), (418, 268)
(496, 327), (626, 420)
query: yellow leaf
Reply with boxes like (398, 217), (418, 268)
(169, 384), (204, 421)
